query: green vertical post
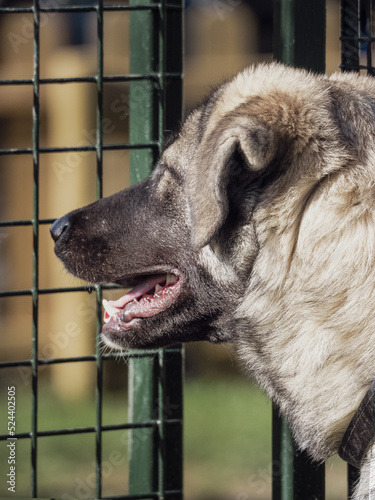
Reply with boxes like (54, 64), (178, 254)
(273, 0), (326, 498)
(158, 347), (184, 497)
(156, 0), (184, 495)
(128, 0), (160, 496)
(340, 3), (361, 494)
(95, 2), (104, 498)
(128, 355), (159, 494)
(129, 0), (157, 185)
(272, 407), (294, 499)
(128, 0), (184, 494)
(273, 405), (325, 500)
(340, 0), (360, 72)
(31, 0), (40, 497)
(273, 0), (326, 73)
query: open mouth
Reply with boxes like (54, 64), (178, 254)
(102, 271), (181, 333)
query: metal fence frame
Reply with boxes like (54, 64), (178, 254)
(0, 1), (183, 499)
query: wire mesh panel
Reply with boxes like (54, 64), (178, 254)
(341, 0), (375, 75)
(0, 1), (183, 498)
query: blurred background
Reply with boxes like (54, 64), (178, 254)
(0, 0), (346, 498)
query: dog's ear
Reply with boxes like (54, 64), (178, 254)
(188, 116), (277, 248)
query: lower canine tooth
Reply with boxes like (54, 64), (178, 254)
(155, 284), (163, 292)
(103, 299), (121, 319)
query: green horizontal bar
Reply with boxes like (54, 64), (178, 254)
(0, 286), (133, 301)
(0, 219), (33, 226)
(0, 147), (32, 154)
(0, 218), (54, 227)
(0, 360), (32, 368)
(102, 142), (159, 151)
(37, 351), (162, 364)
(0, 7), (33, 13)
(0, 432), (31, 440)
(0, 422), (159, 442)
(0, 218), (54, 226)
(0, 4), (181, 14)
(0, 72), (181, 87)
(0, 357), (95, 369)
(0, 287), (112, 298)
(0, 283), (127, 297)
(107, 3), (183, 10)
(38, 356), (97, 365)
(40, 4), (171, 12)
(0, 142), (158, 156)
(0, 350), (161, 369)
(340, 36), (375, 42)
(0, 418), (181, 442)
(102, 495), (159, 500)
(0, 289), (33, 297)
(0, 287), (90, 297)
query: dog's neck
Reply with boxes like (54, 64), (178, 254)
(339, 379), (375, 468)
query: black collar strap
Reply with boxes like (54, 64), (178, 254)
(339, 379), (375, 468)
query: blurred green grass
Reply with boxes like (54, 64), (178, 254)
(184, 379), (272, 500)
(0, 376), (346, 499)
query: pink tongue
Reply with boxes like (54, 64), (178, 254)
(107, 274), (166, 309)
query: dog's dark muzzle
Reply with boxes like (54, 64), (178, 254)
(49, 177), (188, 286)
(50, 214), (71, 243)
(49, 202), (115, 282)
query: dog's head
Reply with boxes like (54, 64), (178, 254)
(51, 63), (375, 466)
(51, 63), (318, 351)
(50, 100), (258, 350)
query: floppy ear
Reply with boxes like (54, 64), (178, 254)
(187, 116), (277, 248)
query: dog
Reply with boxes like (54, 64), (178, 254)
(51, 63), (375, 498)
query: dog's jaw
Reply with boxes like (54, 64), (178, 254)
(101, 272), (182, 345)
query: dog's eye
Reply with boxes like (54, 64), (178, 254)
(158, 164), (182, 184)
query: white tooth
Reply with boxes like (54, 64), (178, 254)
(155, 284), (163, 293)
(103, 299), (121, 321)
(166, 273), (178, 285)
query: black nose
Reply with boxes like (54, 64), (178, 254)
(50, 214), (71, 242)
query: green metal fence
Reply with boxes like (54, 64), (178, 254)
(272, 3), (327, 497)
(0, 1), (182, 498)
(0, 0), (374, 498)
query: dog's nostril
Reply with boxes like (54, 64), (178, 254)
(50, 214), (71, 242)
